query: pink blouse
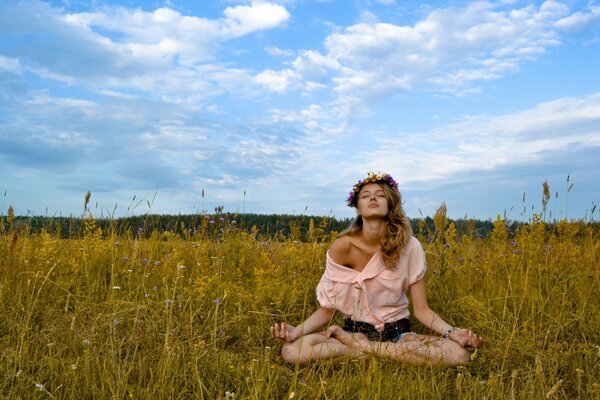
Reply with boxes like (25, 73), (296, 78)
(316, 236), (427, 331)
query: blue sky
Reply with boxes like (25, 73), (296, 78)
(1, 0), (599, 221)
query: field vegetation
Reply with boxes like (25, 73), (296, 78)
(0, 194), (599, 399)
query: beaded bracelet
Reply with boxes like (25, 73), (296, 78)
(443, 327), (458, 339)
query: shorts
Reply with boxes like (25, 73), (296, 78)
(342, 318), (413, 343)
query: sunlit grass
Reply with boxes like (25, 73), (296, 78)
(0, 206), (598, 399)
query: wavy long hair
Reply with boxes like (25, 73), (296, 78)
(339, 183), (413, 268)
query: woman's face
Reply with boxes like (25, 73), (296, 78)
(356, 183), (389, 218)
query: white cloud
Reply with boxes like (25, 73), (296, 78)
(139, 123), (208, 151)
(0, 55), (21, 74)
(333, 70), (411, 97)
(265, 46), (295, 57)
(254, 68), (297, 92)
(292, 50), (341, 82)
(63, 2), (290, 60)
(555, 5), (600, 33)
(98, 90), (139, 100)
(267, 102), (354, 138)
(0, 1), (292, 102)
(1, 0), (599, 218)
(59, 14), (214, 72)
(281, 1), (589, 106)
(4, 0), (591, 118)
(25, 91), (97, 110)
(358, 93), (600, 185)
(223, 1), (290, 36)
(126, 38), (187, 60)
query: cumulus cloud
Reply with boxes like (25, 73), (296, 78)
(280, 0), (593, 102)
(0, 1), (299, 202)
(223, 1), (290, 36)
(0, 1), (290, 98)
(349, 93), (600, 185)
(1, 0), (599, 218)
(268, 102), (354, 137)
(292, 50), (341, 81)
(555, 5), (600, 33)
(254, 69), (297, 92)
(245, 0), (600, 170)
(0, 56), (21, 74)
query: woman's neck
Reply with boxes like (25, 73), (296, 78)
(360, 217), (386, 246)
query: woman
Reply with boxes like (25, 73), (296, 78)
(270, 172), (483, 365)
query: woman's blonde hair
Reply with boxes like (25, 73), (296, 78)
(340, 183), (413, 268)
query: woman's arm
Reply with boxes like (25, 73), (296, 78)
(272, 238), (351, 343)
(270, 307), (335, 342)
(410, 279), (454, 334)
(410, 279), (483, 348)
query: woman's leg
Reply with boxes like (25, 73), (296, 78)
(379, 334), (471, 366)
(326, 326), (471, 366)
(281, 333), (364, 365)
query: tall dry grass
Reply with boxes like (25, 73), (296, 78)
(0, 207), (598, 399)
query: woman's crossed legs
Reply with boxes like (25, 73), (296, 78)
(280, 327), (471, 366)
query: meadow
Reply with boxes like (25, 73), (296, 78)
(0, 203), (599, 399)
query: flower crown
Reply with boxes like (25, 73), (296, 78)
(346, 172), (399, 207)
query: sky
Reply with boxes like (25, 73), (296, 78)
(1, 0), (599, 221)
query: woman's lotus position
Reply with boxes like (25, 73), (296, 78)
(270, 172), (483, 366)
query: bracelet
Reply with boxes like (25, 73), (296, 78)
(443, 327), (458, 339)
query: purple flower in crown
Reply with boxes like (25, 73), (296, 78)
(346, 172), (399, 207)
(346, 192), (355, 204)
(387, 176), (398, 187)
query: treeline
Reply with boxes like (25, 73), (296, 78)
(2, 212), (501, 241)
(3, 209), (599, 242)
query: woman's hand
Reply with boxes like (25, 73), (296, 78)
(448, 329), (484, 348)
(270, 322), (301, 342)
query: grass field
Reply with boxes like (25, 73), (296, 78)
(1, 206), (599, 399)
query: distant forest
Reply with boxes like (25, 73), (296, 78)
(3, 212), (522, 241)
(4, 208), (599, 241)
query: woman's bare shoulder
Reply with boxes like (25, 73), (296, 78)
(329, 236), (353, 264)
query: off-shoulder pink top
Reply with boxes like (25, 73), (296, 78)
(316, 236), (427, 331)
